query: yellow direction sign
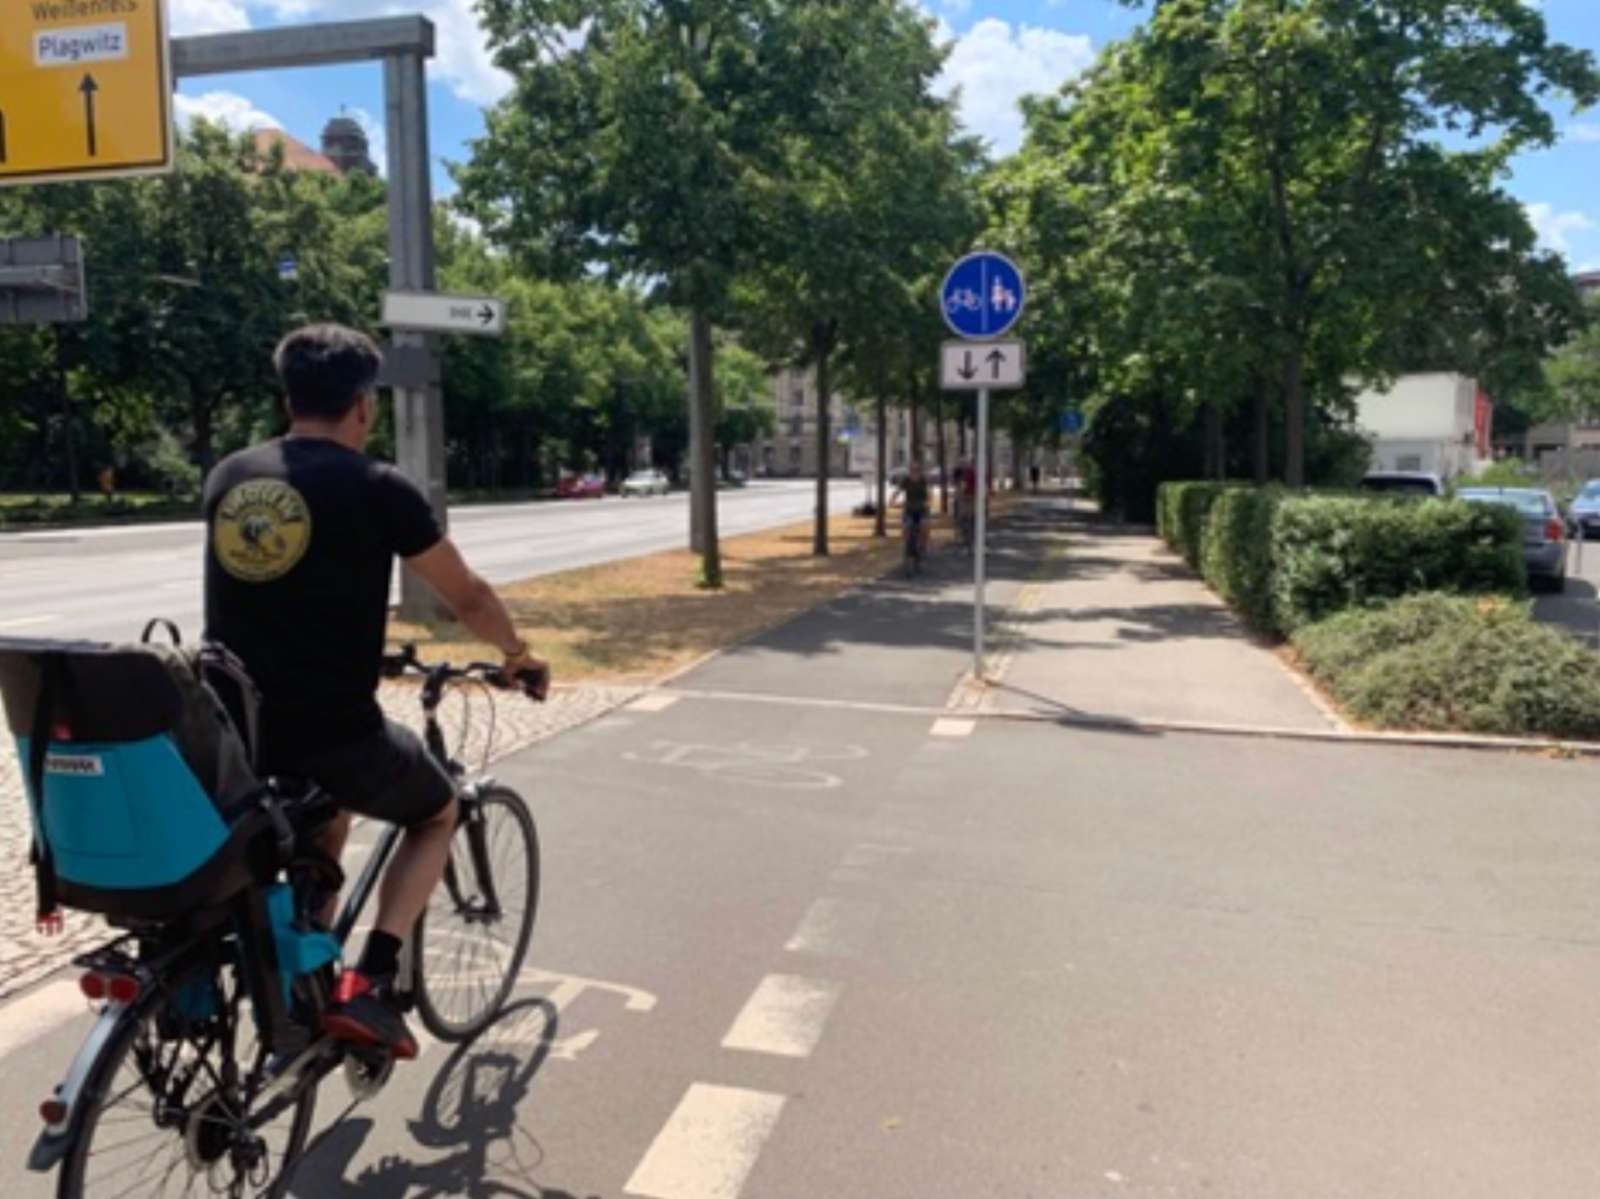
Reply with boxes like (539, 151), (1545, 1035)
(0, 0), (174, 187)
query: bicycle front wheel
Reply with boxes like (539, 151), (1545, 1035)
(414, 785), (540, 1042)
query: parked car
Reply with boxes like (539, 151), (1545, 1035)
(1567, 479), (1600, 540)
(622, 469), (670, 498)
(1359, 470), (1445, 498)
(1455, 486), (1568, 593)
(555, 473), (606, 500)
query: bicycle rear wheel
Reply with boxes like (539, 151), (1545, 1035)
(414, 785), (540, 1042)
(59, 973), (315, 1199)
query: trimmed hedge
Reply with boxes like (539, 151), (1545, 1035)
(1156, 481), (1229, 569)
(1200, 487), (1280, 633)
(1271, 496), (1525, 631)
(1293, 594), (1600, 739)
(1155, 482), (1528, 637)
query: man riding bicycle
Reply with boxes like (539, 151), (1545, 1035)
(203, 324), (549, 1061)
(891, 460), (932, 559)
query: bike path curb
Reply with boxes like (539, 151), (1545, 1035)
(655, 685), (1600, 759)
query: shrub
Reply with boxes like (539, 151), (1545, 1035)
(1293, 593), (1600, 739)
(1464, 457), (1539, 490)
(1200, 487), (1281, 633)
(1271, 496), (1524, 631)
(1156, 481), (1228, 568)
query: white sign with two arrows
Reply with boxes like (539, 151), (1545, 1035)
(941, 339), (1025, 390)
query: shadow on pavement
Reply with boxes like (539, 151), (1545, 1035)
(989, 682), (1166, 736)
(1014, 601), (1245, 644)
(289, 998), (602, 1198)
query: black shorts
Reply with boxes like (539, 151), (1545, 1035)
(276, 719), (455, 830)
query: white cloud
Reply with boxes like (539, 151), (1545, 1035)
(930, 16), (1095, 156)
(174, 90), (282, 133)
(1526, 202), (1597, 256)
(1566, 123), (1600, 144)
(170, 0), (251, 36)
(252, 0), (512, 106)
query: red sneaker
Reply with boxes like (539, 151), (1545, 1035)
(321, 970), (418, 1060)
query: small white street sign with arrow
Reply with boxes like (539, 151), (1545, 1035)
(941, 339), (1025, 391)
(383, 290), (507, 338)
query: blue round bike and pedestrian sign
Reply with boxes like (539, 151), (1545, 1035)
(941, 250), (1026, 340)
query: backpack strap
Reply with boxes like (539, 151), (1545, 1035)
(195, 641), (261, 770)
(26, 654), (62, 933)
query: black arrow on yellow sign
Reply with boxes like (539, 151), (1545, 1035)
(79, 75), (99, 158)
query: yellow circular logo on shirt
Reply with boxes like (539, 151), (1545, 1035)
(213, 480), (313, 582)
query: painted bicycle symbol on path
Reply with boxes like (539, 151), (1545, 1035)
(623, 739), (869, 790)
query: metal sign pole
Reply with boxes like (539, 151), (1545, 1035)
(975, 388), (989, 680)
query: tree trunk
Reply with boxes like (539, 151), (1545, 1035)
(1205, 399), (1224, 481)
(1283, 343), (1306, 488)
(874, 392), (888, 538)
(813, 323), (835, 557)
(688, 308), (721, 585)
(909, 374), (924, 463)
(193, 396), (215, 485)
(935, 391), (949, 515)
(57, 360), (79, 505)
(1253, 374), (1270, 484)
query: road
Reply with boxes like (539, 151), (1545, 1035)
(0, 480), (856, 644)
(0, 578), (1597, 1198)
(1536, 536), (1600, 648)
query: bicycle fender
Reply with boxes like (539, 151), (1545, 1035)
(28, 1000), (129, 1171)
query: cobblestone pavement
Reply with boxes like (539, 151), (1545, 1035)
(0, 680), (641, 998)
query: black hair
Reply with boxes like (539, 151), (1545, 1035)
(274, 324), (383, 421)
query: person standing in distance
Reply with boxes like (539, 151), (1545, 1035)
(203, 324), (550, 1060)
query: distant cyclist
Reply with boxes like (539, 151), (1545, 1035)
(891, 460), (932, 562)
(203, 324), (550, 1060)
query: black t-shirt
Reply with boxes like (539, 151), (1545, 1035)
(203, 437), (442, 763)
(903, 478), (930, 515)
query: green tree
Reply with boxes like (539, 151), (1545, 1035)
(736, 3), (973, 553)
(463, 0), (890, 583)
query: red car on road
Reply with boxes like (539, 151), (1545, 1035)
(556, 473), (607, 499)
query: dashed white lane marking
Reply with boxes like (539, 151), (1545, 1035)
(0, 614), (58, 630)
(720, 973), (840, 1059)
(784, 897), (880, 959)
(843, 843), (912, 869)
(930, 717), (976, 738)
(627, 693), (681, 714)
(624, 1083), (787, 1199)
(0, 980), (88, 1061)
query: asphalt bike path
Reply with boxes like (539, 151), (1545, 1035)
(3, 517), (1600, 1196)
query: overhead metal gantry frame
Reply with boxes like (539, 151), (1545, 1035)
(173, 16), (447, 619)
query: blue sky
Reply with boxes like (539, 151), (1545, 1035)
(171, 0), (1600, 269)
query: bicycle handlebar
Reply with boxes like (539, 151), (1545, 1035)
(382, 644), (550, 704)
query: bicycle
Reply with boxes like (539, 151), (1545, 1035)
(902, 511), (929, 577)
(32, 646), (545, 1199)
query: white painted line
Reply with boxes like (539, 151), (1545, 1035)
(720, 973), (840, 1059)
(784, 897), (880, 959)
(0, 980), (87, 1061)
(843, 843), (913, 869)
(930, 717), (976, 738)
(0, 614), (58, 630)
(624, 1083), (787, 1199)
(627, 693), (681, 714)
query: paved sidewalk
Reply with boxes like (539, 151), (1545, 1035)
(981, 500), (1337, 731)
